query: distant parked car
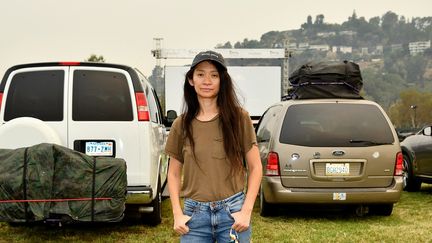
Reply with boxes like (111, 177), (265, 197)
(400, 125), (432, 191)
(256, 99), (403, 216)
(397, 128), (420, 142)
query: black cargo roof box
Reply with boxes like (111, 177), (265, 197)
(285, 60), (363, 100)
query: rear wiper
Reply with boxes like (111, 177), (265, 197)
(349, 139), (392, 146)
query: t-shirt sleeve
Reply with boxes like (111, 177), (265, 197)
(165, 117), (184, 163)
(241, 110), (257, 155)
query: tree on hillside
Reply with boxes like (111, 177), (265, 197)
(405, 55), (429, 87)
(382, 11), (398, 32)
(301, 15), (313, 30)
(314, 14), (325, 25)
(216, 41), (233, 49)
(388, 89), (432, 128)
(369, 16), (380, 26)
(86, 54), (105, 62)
(362, 68), (406, 108)
(234, 38), (262, 48)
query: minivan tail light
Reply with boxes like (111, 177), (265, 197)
(394, 152), (403, 176)
(266, 152), (280, 176)
(135, 92), (149, 121)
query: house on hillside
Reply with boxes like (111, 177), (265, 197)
(391, 44), (403, 52)
(409, 41), (431, 55)
(298, 42), (309, 51)
(340, 30), (357, 36)
(332, 46), (352, 53)
(309, 44), (330, 51)
(317, 32), (336, 37)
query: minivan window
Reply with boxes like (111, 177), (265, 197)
(257, 105), (283, 143)
(280, 103), (394, 147)
(73, 70), (133, 121)
(4, 70), (64, 121)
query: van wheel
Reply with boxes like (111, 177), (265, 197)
(369, 204), (393, 216)
(143, 177), (162, 226)
(259, 186), (274, 217)
(403, 154), (422, 192)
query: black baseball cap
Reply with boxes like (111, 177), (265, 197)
(190, 50), (227, 70)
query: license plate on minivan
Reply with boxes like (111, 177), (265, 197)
(326, 163), (350, 175)
(85, 141), (113, 156)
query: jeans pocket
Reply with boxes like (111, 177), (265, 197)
(226, 197), (244, 220)
(183, 202), (197, 220)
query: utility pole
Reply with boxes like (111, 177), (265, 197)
(410, 105), (417, 128)
(283, 39), (292, 96)
(150, 38), (165, 103)
(151, 38), (163, 67)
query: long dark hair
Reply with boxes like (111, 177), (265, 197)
(182, 61), (244, 173)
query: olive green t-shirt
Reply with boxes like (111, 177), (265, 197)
(165, 110), (257, 202)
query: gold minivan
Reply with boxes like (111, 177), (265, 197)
(256, 98), (403, 216)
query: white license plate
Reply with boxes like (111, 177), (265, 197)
(333, 192), (346, 200)
(85, 141), (113, 156)
(326, 163), (350, 175)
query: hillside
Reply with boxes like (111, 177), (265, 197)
(149, 11), (432, 128)
(214, 11), (432, 109)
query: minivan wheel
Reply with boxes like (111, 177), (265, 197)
(402, 154), (422, 192)
(259, 186), (273, 217)
(369, 204), (393, 216)
(142, 177), (162, 226)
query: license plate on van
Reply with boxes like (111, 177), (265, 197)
(326, 163), (350, 175)
(85, 141), (113, 156)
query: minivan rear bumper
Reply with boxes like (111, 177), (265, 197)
(262, 176), (403, 204)
(126, 186), (153, 204)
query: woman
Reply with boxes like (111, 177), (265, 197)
(165, 50), (262, 243)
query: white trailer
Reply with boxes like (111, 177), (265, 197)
(164, 65), (281, 123)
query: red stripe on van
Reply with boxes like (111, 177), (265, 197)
(0, 92), (3, 113)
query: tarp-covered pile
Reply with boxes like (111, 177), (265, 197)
(0, 143), (127, 223)
(287, 60), (363, 99)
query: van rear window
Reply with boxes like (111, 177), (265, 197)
(4, 70), (64, 121)
(280, 103), (395, 147)
(72, 70), (133, 121)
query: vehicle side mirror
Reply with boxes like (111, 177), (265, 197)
(165, 110), (178, 127)
(423, 126), (432, 136)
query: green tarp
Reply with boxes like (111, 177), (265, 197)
(0, 143), (127, 223)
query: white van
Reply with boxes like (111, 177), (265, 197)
(0, 62), (168, 225)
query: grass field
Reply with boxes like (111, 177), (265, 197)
(1, 185), (431, 242)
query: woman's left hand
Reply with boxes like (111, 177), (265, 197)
(231, 210), (251, 232)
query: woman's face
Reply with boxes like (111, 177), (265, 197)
(189, 61), (220, 99)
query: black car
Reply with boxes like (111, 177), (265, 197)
(400, 125), (432, 191)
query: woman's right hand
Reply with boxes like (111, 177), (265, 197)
(173, 214), (192, 235)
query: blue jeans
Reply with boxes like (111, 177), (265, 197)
(181, 191), (251, 243)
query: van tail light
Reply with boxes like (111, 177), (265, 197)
(266, 152), (280, 176)
(394, 152), (403, 176)
(135, 92), (149, 121)
(0, 92), (3, 113)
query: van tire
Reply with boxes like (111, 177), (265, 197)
(259, 186), (274, 217)
(0, 117), (61, 149)
(403, 154), (422, 192)
(143, 176), (162, 226)
(369, 204), (393, 216)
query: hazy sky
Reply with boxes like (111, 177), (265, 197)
(0, 0), (431, 77)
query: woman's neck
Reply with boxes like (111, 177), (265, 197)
(196, 98), (219, 121)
